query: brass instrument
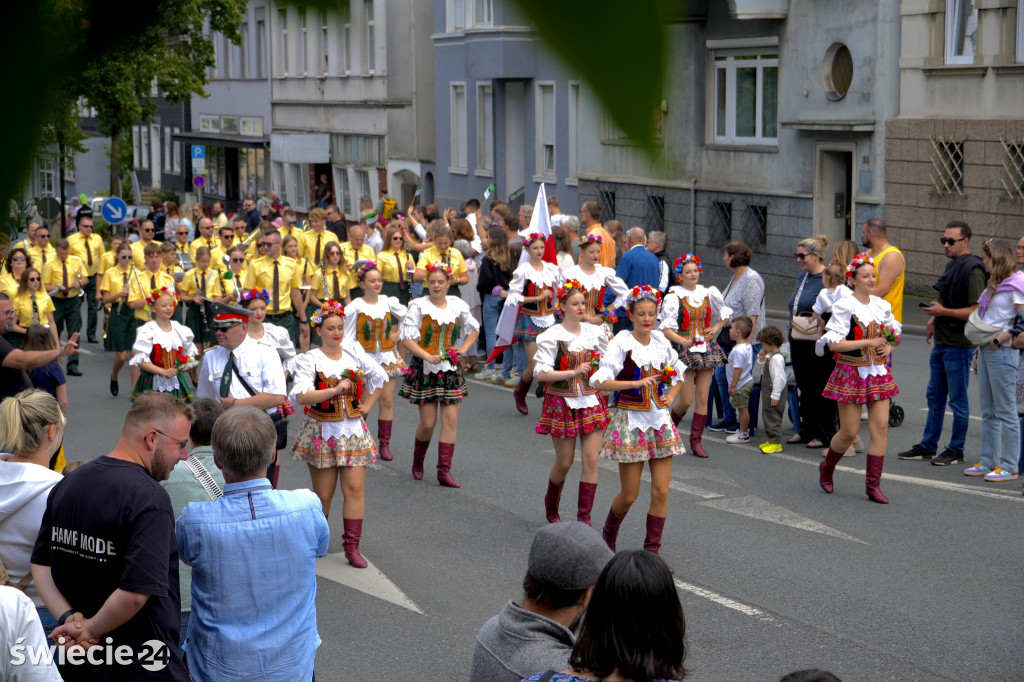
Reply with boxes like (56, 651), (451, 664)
(223, 226), (263, 267)
(129, 264), (152, 321)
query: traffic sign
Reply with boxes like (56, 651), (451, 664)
(193, 175), (205, 189)
(192, 145), (206, 172)
(38, 197), (61, 220)
(101, 197), (128, 224)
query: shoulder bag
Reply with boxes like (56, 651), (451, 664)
(964, 309), (1002, 346)
(231, 362), (289, 450)
(790, 273), (820, 341)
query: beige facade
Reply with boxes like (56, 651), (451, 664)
(888, 0), (1024, 292)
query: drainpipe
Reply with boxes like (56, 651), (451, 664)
(689, 177), (697, 254)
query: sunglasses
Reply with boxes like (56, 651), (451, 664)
(230, 258), (245, 263)
(37, 235), (50, 239)
(794, 253), (809, 260)
(177, 231), (189, 235)
(28, 277), (40, 282)
(257, 242), (269, 248)
(11, 256), (26, 261)
(940, 237), (966, 246)
(119, 255), (131, 260)
(286, 221), (297, 226)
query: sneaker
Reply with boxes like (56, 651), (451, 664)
(476, 368), (496, 380)
(724, 424), (739, 434)
(493, 374), (511, 384)
(725, 433), (749, 444)
(898, 444), (936, 461)
(504, 377), (520, 388)
(983, 468), (1018, 482)
(964, 463), (992, 477)
(708, 419), (738, 432)
(759, 442), (782, 454)
(931, 448), (965, 466)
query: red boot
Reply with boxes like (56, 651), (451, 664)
(412, 438), (430, 480)
(513, 377), (532, 415)
(577, 481), (597, 526)
(819, 447), (844, 494)
(865, 454), (890, 504)
(436, 442), (461, 488)
(670, 409), (685, 427)
(544, 479), (564, 523)
(602, 508), (626, 552)
(689, 413), (709, 458)
(378, 419), (393, 461)
(643, 514), (673, 574)
(342, 518), (368, 568)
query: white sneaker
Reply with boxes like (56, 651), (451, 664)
(476, 368), (496, 380)
(725, 432), (750, 444)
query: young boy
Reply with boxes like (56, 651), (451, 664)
(755, 325), (788, 453)
(725, 316), (755, 444)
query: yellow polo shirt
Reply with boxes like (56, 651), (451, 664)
(340, 243), (377, 270)
(0, 272), (19, 298)
(41, 255), (86, 298)
(310, 265), (352, 300)
(101, 265), (133, 301)
(67, 232), (105, 276)
(26, 244), (57, 269)
(242, 256), (304, 313)
(130, 239), (158, 269)
(376, 249), (415, 285)
(298, 229), (339, 265)
(127, 269), (176, 322)
(12, 291), (56, 329)
(417, 246), (468, 279)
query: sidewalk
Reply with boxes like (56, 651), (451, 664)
(764, 284), (930, 337)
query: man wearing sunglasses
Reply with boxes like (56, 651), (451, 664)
(899, 220), (987, 467)
(861, 219), (905, 323)
(27, 226), (56, 268)
(68, 211), (105, 343)
(130, 219), (159, 269)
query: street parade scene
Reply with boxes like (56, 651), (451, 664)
(1, 1), (1022, 681)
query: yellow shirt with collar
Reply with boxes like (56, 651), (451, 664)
(340, 243), (377, 269)
(0, 272), (19, 298)
(101, 265), (133, 300)
(417, 246), (468, 279)
(130, 239), (157, 269)
(127, 269), (176, 322)
(310, 265), (352, 300)
(12, 291), (56, 328)
(180, 267), (228, 300)
(242, 256), (304, 313)
(26, 243), (57, 269)
(377, 248), (416, 285)
(298, 229), (339, 265)
(41, 255), (87, 298)
(67, 232), (105, 276)
(189, 236), (220, 262)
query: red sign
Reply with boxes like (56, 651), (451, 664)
(192, 175), (205, 189)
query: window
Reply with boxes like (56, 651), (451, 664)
(172, 127), (181, 173)
(331, 134), (385, 166)
(199, 115), (220, 133)
(447, 0), (466, 32)
(221, 116), (239, 135)
(241, 117), (263, 136)
(132, 126), (141, 168)
(140, 127), (150, 170)
(364, 0), (375, 74)
(477, 83), (494, 172)
(277, 8), (288, 76)
(930, 137), (965, 196)
(208, 146), (225, 196)
(38, 158), (56, 197)
(272, 161), (285, 200)
(946, 0), (978, 65)
(356, 169), (370, 200)
(334, 167), (353, 215)
(474, 0), (493, 26)
(340, 2), (351, 73)
(163, 126), (172, 172)
(568, 82), (580, 180)
(709, 199), (732, 247)
(536, 83), (556, 178)
(320, 10), (329, 75)
(298, 7), (308, 76)
(256, 19), (266, 78)
(294, 164), (308, 209)
(450, 84), (468, 170)
(712, 48), (778, 145)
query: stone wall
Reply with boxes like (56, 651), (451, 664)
(885, 117), (1024, 294)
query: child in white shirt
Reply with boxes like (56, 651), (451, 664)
(725, 316), (755, 444)
(813, 264), (850, 345)
(755, 326), (788, 453)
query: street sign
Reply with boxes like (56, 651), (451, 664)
(101, 197), (128, 224)
(38, 197), (61, 220)
(192, 145), (206, 172)
(193, 175), (205, 189)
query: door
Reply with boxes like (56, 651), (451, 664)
(814, 146), (854, 248)
(504, 81), (525, 203)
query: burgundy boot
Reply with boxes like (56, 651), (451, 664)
(643, 514), (674, 574)
(513, 378), (532, 415)
(670, 409), (685, 427)
(378, 419), (393, 461)
(689, 413), (709, 458)
(411, 438), (430, 480)
(602, 508), (626, 552)
(544, 479), (564, 523)
(865, 454), (890, 504)
(577, 481), (597, 526)
(342, 518), (368, 568)
(819, 447), (845, 494)
(436, 442), (461, 488)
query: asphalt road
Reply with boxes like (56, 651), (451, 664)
(58, 314), (1023, 682)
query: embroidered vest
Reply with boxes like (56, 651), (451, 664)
(675, 294), (713, 339)
(306, 370), (361, 421)
(149, 343), (181, 370)
(835, 317), (886, 367)
(419, 315), (460, 356)
(583, 286), (607, 318)
(356, 312), (396, 354)
(611, 352), (669, 410)
(546, 341), (600, 399)
(521, 280), (553, 317)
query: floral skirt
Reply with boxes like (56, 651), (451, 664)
(598, 408), (685, 463)
(676, 338), (727, 370)
(291, 414), (377, 468)
(398, 356), (468, 404)
(823, 364), (899, 405)
(535, 393), (610, 439)
(131, 370), (193, 403)
(514, 314), (545, 342)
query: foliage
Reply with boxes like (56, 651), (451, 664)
(158, 189), (182, 205)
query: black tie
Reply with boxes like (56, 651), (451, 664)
(272, 260), (280, 313)
(332, 272), (340, 301)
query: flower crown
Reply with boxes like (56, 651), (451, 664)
(672, 253), (702, 279)
(578, 233), (603, 247)
(524, 232), (546, 245)
(310, 300), (345, 328)
(357, 261), (378, 280)
(425, 261), (454, 280)
(145, 287), (177, 306)
(846, 252), (875, 280)
(626, 285), (661, 305)
(238, 288), (270, 305)
(555, 278), (587, 302)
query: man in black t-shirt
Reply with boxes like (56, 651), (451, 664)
(31, 392), (194, 681)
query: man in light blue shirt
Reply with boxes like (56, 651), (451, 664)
(177, 407), (329, 682)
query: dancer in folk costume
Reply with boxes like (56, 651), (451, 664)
(129, 287), (198, 402)
(505, 232), (561, 414)
(291, 300), (388, 567)
(533, 279), (610, 525)
(818, 253), (900, 503)
(344, 262), (407, 461)
(590, 286), (685, 570)
(658, 254), (731, 458)
(559, 233), (629, 329)
(398, 262), (480, 487)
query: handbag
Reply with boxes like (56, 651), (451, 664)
(790, 273), (820, 341)
(964, 308), (1002, 346)
(230, 362), (289, 450)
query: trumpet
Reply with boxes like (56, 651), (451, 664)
(223, 226), (263, 267)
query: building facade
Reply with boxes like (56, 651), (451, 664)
(131, 96), (190, 201)
(575, 0), (900, 284)
(887, 0), (1024, 292)
(423, 0), (580, 213)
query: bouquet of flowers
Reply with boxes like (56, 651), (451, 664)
(447, 347), (460, 365)
(588, 351), (602, 377)
(604, 310), (619, 324)
(659, 364), (678, 385)
(277, 399), (295, 417)
(341, 369), (365, 403)
(880, 325), (901, 347)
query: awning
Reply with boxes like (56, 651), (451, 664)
(780, 120), (875, 132)
(172, 131), (269, 149)
(727, 0), (788, 19)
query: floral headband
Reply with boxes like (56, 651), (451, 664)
(672, 254), (702, 279)
(846, 252), (875, 280)
(578, 233), (603, 247)
(357, 261), (378, 280)
(310, 300), (346, 328)
(425, 261), (454, 280)
(555, 278), (587, 302)
(145, 287), (177, 306)
(626, 285), (661, 305)
(238, 288), (270, 305)
(524, 232), (546, 245)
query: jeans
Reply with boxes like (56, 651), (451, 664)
(712, 365), (737, 425)
(37, 607), (57, 640)
(976, 345), (1020, 473)
(482, 294), (512, 371)
(180, 610), (191, 648)
(920, 344), (974, 454)
(411, 282), (423, 299)
(503, 341), (526, 379)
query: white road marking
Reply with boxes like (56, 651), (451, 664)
(674, 579), (782, 626)
(596, 459), (724, 499)
(316, 553), (424, 615)
(699, 495), (866, 544)
(917, 408), (982, 422)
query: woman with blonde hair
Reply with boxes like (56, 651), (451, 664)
(377, 222), (416, 305)
(0, 389), (66, 635)
(9, 269), (57, 348)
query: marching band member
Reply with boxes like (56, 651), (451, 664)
(376, 222), (417, 306)
(414, 224), (469, 298)
(128, 287), (197, 402)
(158, 242), (186, 324)
(9, 268), (57, 348)
(67, 211), (104, 343)
(180, 247), (218, 355)
(242, 230), (305, 347)
(40, 239), (86, 376)
(308, 243), (352, 350)
(100, 243), (135, 396)
(0, 248), (32, 299)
